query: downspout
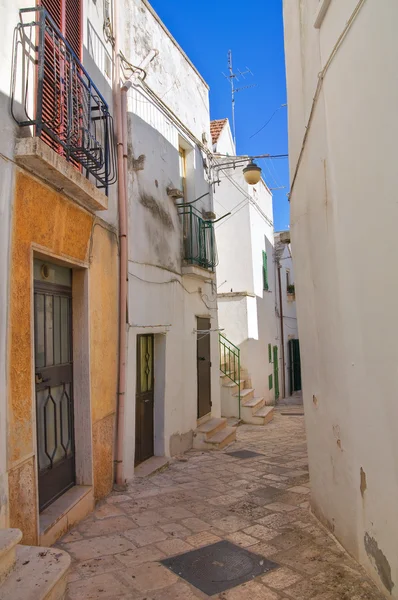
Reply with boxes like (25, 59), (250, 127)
(277, 264), (286, 399)
(113, 0), (128, 486)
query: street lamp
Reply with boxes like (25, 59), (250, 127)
(212, 153), (288, 186)
(242, 160), (262, 185)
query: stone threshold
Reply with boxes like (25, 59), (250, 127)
(134, 456), (169, 478)
(39, 485), (94, 546)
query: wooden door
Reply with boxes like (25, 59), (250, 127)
(34, 274), (75, 511)
(197, 317), (211, 419)
(135, 334), (154, 466)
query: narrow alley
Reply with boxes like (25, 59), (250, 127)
(60, 404), (384, 600)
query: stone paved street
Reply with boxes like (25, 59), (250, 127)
(60, 405), (385, 599)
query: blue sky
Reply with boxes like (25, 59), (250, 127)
(150, 0), (290, 231)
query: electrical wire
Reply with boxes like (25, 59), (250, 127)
(289, 0), (368, 202)
(250, 103), (287, 139)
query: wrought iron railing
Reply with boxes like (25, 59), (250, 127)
(11, 7), (117, 194)
(177, 204), (218, 271)
(219, 333), (241, 418)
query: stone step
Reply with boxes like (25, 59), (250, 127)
(242, 396), (265, 410)
(254, 406), (274, 421)
(242, 405), (275, 426)
(196, 417), (227, 440)
(0, 544), (70, 600)
(233, 388), (254, 401)
(0, 529), (22, 585)
(206, 426), (237, 449)
(222, 380), (245, 391)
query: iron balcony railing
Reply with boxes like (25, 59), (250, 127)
(11, 7), (116, 194)
(177, 204), (218, 271)
(219, 333), (241, 418)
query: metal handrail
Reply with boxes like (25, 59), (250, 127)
(11, 7), (117, 194)
(177, 203), (218, 271)
(219, 333), (241, 418)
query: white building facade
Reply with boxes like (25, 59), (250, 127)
(283, 0), (398, 596)
(212, 119), (280, 422)
(120, 0), (224, 475)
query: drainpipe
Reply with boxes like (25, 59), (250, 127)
(277, 264), (286, 399)
(113, 0), (128, 486)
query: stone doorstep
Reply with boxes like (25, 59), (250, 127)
(39, 486), (94, 547)
(134, 456), (170, 478)
(0, 544), (70, 600)
(0, 529), (22, 584)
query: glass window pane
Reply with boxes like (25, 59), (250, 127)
(60, 297), (70, 364)
(53, 296), (61, 365)
(36, 389), (51, 471)
(35, 294), (45, 369)
(45, 295), (54, 366)
(60, 383), (73, 457)
(34, 259), (72, 287)
(140, 337), (148, 393)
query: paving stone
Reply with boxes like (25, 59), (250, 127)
(263, 502), (299, 513)
(156, 538), (194, 556)
(78, 515), (137, 537)
(115, 545), (166, 567)
(67, 572), (133, 599)
(63, 534), (135, 560)
(219, 580), (281, 599)
(75, 555), (124, 578)
(211, 515), (251, 533)
(93, 502), (126, 520)
(130, 509), (169, 527)
(159, 522), (192, 538)
(261, 565), (303, 589)
(151, 580), (206, 599)
(159, 506), (195, 520)
(122, 561), (178, 592)
(256, 512), (297, 529)
(106, 494), (132, 504)
(124, 525), (168, 547)
(270, 529), (315, 551)
(226, 531), (259, 547)
(181, 517), (211, 532)
(185, 531), (223, 548)
(243, 524), (279, 542)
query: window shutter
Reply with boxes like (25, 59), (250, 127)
(262, 251), (268, 291)
(41, 0), (62, 29)
(65, 0), (82, 58)
(268, 343), (272, 363)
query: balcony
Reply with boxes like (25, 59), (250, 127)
(177, 204), (218, 277)
(11, 7), (116, 208)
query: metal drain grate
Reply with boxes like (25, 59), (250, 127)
(161, 540), (279, 596)
(227, 449), (263, 459)
(280, 412), (304, 416)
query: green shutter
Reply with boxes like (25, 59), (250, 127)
(262, 251), (268, 291)
(268, 343), (272, 363)
(268, 374), (273, 390)
(273, 345), (279, 400)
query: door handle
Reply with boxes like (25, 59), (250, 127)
(35, 373), (50, 384)
(198, 357), (206, 361)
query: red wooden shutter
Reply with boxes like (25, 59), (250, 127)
(41, 0), (62, 30)
(65, 0), (82, 58)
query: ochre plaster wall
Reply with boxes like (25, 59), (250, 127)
(8, 170), (118, 543)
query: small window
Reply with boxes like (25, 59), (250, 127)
(262, 251), (269, 291)
(269, 374), (273, 390)
(179, 147), (187, 200)
(268, 343), (272, 363)
(286, 269), (290, 290)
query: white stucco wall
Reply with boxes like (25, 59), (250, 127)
(283, 0), (398, 595)
(275, 237), (299, 397)
(214, 120), (277, 403)
(121, 0), (220, 476)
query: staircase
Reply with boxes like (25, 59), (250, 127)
(0, 528), (70, 600)
(193, 416), (237, 450)
(219, 334), (274, 426)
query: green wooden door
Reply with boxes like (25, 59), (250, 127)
(273, 345), (279, 400)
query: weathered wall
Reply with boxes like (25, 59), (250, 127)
(283, 0), (398, 595)
(121, 0), (220, 477)
(8, 171), (118, 543)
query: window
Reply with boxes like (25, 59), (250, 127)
(269, 374), (273, 390)
(41, 0), (82, 58)
(286, 269), (290, 290)
(262, 251), (269, 291)
(179, 147), (187, 200)
(268, 343), (272, 363)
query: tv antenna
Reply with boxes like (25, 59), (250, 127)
(223, 49), (256, 149)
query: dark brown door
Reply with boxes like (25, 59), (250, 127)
(197, 317), (212, 419)
(34, 279), (75, 511)
(135, 334), (154, 466)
